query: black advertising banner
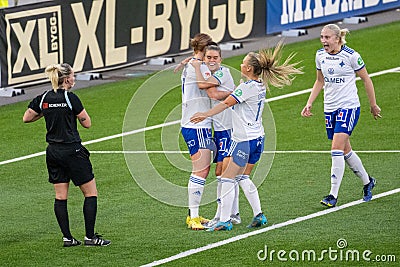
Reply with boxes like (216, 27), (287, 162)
(0, 0), (267, 87)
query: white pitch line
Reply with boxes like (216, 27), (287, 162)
(264, 66), (400, 103)
(0, 120), (179, 166)
(0, 151), (46, 165)
(89, 150), (400, 154)
(141, 187), (400, 267)
(1, 66), (399, 166)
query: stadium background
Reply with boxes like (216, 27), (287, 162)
(0, 1), (399, 266)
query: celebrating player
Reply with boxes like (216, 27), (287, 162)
(190, 44), (241, 228)
(301, 24), (381, 207)
(180, 33), (215, 230)
(23, 63), (110, 247)
(191, 41), (303, 231)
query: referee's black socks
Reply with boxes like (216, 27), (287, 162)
(83, 196), (97, 238)
(54, 199), (72, 239)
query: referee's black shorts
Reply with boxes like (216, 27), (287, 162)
(46, 143), (94, 186)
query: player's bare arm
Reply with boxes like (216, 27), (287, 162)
(190, 95), (237, 123)
(191, 60), (220, 89)
(301, 70), (324, 117)
(23, 108), (43, 123)
(356, 67), (381, 119)
(77, 109), (91, 128)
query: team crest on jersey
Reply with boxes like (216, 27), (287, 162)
(234, 89), (242, 97)
(357, 57), (364, 66)
(328, 68), (334, 75)
(214, 70), (223, 78)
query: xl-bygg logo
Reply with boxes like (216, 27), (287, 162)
(5, 6), (63, 85)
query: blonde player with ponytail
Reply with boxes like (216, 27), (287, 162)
(191, 41), (303, 231)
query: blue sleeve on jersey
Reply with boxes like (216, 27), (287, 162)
(230, 93), (241, 103)
(212, 75), (222, 85)
(68, 92), (84, 115)
(354, 65), (365, 72)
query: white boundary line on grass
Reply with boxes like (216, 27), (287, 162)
(1, 66), (399, 167)
(89, 150), (400, 154)
(141, 188), (400, 267)
(264, 66), (400, 103)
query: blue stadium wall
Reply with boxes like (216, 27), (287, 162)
(0, 0), (399, 87)
(267, 0), (400, 34)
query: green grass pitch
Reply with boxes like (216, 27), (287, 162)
(0, 21), (399, 266)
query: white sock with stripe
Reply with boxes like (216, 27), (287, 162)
(231, 178), (240, 216)
(238, 175), (262, 217)
(344, 150), (370, 185)
(214, 177), (222, 219)
(188, 175), (206, 219)
(330, 150), (345, 198)
(219, 178), (236, 222)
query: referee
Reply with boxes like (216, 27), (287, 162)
(23, 63), (110, 247)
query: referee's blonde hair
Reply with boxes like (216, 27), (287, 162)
(323, 23), (350, 45)
(246, 40), (303, 91)
(45, 63), (73, 92)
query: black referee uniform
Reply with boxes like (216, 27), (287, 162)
(28, 89), (94, 186)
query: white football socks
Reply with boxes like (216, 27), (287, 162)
(344, 150), (370, 185)
(231, 178), (240, 216)
(214, 176), (240, 219)
(238, 175), (262, 217)
(214, 177), (222, 219)
(219, 178), (236, 222)
(188, 175), (206, 219)
(330, 150), (345, 198)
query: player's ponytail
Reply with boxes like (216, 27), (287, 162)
(323, 24), (350, 46)
(45, 64), (60, 92)
(247, 41), (303, 91)
(45, 63), (73, 92)
(339, 28), (350, 45)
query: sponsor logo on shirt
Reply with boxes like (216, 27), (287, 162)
(234, 89), (243, 97)
(357, 57), (364, 66)
(325, 56), (339, 60)
(42, 102), (49, 109)
(49, 103), (68, 108)
(214, 70), (223, 78)
(324, 77), (345, 84)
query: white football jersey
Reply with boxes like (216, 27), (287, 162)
(181, 59), (212, 128)
(316, 45), (364, 112)
(210, 66), (235, 131)
(229, 80), (266, 142)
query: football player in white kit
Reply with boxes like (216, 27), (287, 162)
(181, 33), (216, 230)
(191, 42), (302, 231)
(301, 24), (381, 207)
(190, 45), (241, 228)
